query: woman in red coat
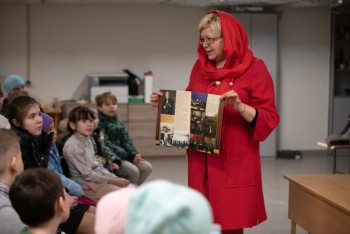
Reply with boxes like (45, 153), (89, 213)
(151, 10), (279, 234)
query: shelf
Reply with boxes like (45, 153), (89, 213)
(335, 69), (350, 72)
(334, 95), (350, 98)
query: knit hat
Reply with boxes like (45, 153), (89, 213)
(126, 180), (213, 234)
(3, 74), (26, 94)
(95, 186), (137, 234)
(41, 112), (53, 132)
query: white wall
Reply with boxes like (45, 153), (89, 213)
(0, 3), (27, 78)
(0, 3), (205, 102)
(277, 6), (331, 150)
(0, 3), (332, 150)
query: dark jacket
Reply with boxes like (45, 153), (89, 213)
(11, 125), (53, 169)
(98, 111), (137, 162)
(92, 128), (122, 169)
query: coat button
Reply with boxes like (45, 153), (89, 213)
(215, 81), (221, 86)
(229, 82), (233, 86)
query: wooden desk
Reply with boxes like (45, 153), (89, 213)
(284, 174), (350, 234)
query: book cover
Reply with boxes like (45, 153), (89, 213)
(155, 89), (224, 155)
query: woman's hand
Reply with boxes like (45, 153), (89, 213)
(150, 91), (163, 107)
(220, 90), (245, 113)
(220, 90), (256, 122)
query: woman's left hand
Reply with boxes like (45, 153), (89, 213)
(220, 90), (245, 113)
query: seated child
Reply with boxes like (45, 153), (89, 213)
(7, 95), (95, 234)
(94, 180), (214, 234)
(63, 106), (129, 200)
(1, 74), (27, 113)
(10, 168), (70, 234)
(95, 92), (153, 185)
(95, 185), (136, 234)
(42, 112), (97, 207)
(41, 112), (84, 197)
(91, 108), (132, 181)
(0, 129), (26, 234)
(126, 180), (214, 234)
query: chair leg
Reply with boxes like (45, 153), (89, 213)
(333, 148), (336, 174)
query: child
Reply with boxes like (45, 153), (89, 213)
(0, 83), (11, 129)
(1, 74), (27, 113)
(10, 168), (70, 234)
(96, 92), (152, 185)
(95, 185), (136, 234)
(42, 112), (84, 196)
(7, 95), (53, 169)
(127, 180), (213, 234)
(3, 74), (26, 95)
(42, 113), (97, 208)
(63, 106), (129, 200)
(7, 95), (95, 234)
(91, 109), (128, 176)
(0, 129), (26, 234)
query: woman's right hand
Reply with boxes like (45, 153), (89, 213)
(150, 91), (163, 107)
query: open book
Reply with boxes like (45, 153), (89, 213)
(155, 89), (224, 155)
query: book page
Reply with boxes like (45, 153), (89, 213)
(156, 89), (223, 155)
(174, 91), (191, 135)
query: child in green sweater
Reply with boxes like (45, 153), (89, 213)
(95, 92), (152, 185)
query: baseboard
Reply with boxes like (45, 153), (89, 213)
(277, 150), (302, 159)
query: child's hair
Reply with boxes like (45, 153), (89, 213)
(9, 168), (65, 227)
(67, 106), (96, 134)
(0, 129), (20, 174)
(6, 95), (39, 127)
(90, 107), (98, 118)
(95, 92), (118, 107)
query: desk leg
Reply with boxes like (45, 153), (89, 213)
(291, 221), (296, 234)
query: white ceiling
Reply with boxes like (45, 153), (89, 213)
(0, 0), (345, 8)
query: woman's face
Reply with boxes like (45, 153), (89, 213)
(200, 27), (226, 68)
(22, 104), (43, 136)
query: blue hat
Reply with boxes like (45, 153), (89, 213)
(4, 74), (26, 94)
(126, 180), (213, 234)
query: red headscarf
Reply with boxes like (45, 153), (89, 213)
(197, 10), (254, 81)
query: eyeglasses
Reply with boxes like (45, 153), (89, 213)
(199, 36), (222, 45)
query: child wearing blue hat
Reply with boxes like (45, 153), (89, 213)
(3, 74), (26, 95)
(1, 74), (27, 113)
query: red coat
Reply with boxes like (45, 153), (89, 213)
(186, 58), (279, 229)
